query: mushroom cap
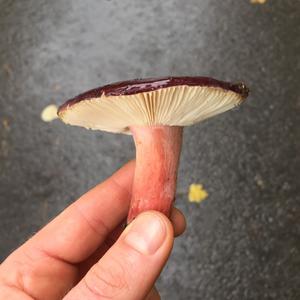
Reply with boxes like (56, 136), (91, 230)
(58, 76), (249, 134)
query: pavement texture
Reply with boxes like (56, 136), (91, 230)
(0, 0), (299, 299)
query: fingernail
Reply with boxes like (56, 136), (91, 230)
(123, 213), (167, 255)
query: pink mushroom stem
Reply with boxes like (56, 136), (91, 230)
(127, 126), (183, 223)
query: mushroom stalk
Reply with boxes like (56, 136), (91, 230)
(127, 126), (183, 223)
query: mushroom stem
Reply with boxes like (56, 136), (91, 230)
(127, 126), (183, 223)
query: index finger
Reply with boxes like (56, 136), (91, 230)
(21, 160), (135, 264)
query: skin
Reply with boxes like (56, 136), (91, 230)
(0, 161), (186, 300)
(128, 126), (183, 223)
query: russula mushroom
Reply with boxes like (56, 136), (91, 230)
(58, 77), (248, 223)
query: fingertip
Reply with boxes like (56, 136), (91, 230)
(123, 211), (174, 255)
(170, 207), (187, 237)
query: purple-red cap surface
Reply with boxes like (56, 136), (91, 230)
(58, 76), (249, 133)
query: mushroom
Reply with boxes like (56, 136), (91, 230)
(58, 76), (249, 223)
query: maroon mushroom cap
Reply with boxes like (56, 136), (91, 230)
(58, 76), (249, 133)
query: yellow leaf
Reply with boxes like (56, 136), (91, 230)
(188, 184), (208, 203)
(250, 0), (267, 4)
(41, 105), (58, 122)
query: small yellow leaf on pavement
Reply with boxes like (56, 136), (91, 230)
(41, 104), (58, 122)
(250, 0), (267, 4)
(188, 184), (208, 203)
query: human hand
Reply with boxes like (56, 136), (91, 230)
(0, 161), (186, 299)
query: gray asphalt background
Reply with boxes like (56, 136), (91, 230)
(0, 0), (299, 299)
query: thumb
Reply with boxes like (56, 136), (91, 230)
(64, 211), (174, 300)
